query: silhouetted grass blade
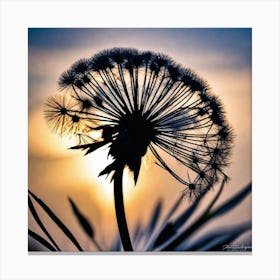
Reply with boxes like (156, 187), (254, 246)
(184, 222), (251, 251)
(153, 222), (176, 248)
(208, 183), (252, 219)
(28, 229), (57, 251)
(163, 195), (184, 222)
(28, 195), (60, 251)
(208, 229), (251, 251)
(68, 197), (94, 238)
(160, 182), (251, 251)
(147, 200), (162, 235)
(173, 191), (207, 229)
(152, 186), (212, 249)
(151, 190), (206, 249)
(111, 237), (122, 251)
(202, 177), (226, 216)
(132, 220), (143, 244)
(28, 190), (83, 251)
(145, 195), (182, 250)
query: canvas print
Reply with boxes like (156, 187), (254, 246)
(28, 28), (252, 252)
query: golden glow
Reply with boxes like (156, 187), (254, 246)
(29, 109), (143, 205)
(52, 132), (136, 203)
(82, 149), (135, 204)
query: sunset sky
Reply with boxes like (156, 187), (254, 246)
(28, 28), (252, 251)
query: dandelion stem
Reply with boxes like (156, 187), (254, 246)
(114, 166), (133, 251)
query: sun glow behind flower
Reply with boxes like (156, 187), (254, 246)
(28, 29), (252, 250)
(29, 108), (148, 207)
(50, 132), (137, 203)
(82, 149), (135, 203)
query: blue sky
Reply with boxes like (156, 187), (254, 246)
(29, 28), (251, 69)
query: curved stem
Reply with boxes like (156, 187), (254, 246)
(114, 166), (134, 251)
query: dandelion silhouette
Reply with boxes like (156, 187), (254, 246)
(44, 48), (233, 251)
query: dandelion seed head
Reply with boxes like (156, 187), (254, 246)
(58, 70), (76, 90)
(71, 58), (90, 74)
(44, 48), (234, 197)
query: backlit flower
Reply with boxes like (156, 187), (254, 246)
(44, 48), (233, 198)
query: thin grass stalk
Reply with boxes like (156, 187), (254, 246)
(28, 229), (57, 251)
(161, 178), (226, 250)
(28, 190), (83, 251)
(28, 196), (61, 251)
